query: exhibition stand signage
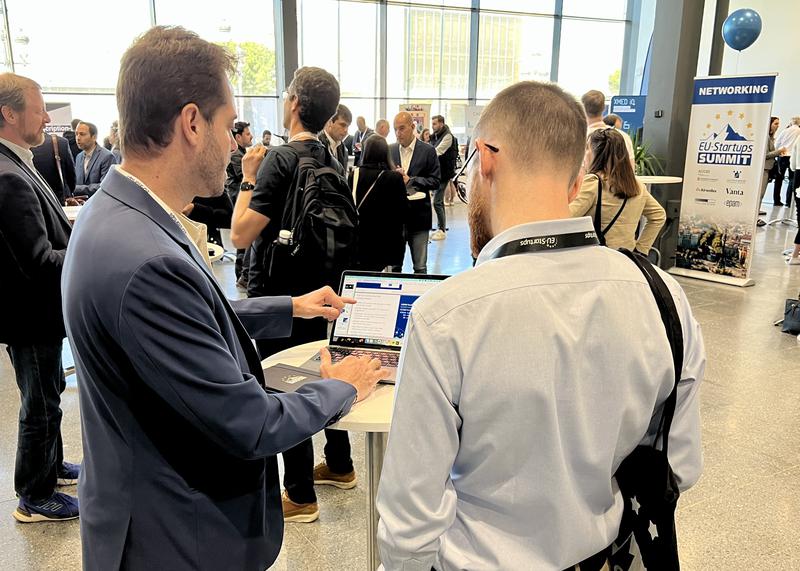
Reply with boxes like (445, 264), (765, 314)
(610, 95), (646, 136)
(398, 103), (430, 137)
(670, 74), (776, 287)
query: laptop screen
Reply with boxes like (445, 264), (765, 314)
(331, 273), (447, 350)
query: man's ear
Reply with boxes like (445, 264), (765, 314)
(1, 105), (16, 126)
(178, 104), (202, 148)
(568, 169), (584, 202)
(477, 142), (496, 182)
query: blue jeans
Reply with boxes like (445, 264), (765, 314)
(433, 180), (448, 231)
(6, 342), (66, 501)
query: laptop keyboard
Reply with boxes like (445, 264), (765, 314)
(329, 348), (399, 368)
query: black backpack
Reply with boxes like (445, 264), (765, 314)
(263, 141), (358, 295)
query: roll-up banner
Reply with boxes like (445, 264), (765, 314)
(670, 74), (777, 287)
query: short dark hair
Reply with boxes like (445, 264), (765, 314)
(360, 134), (394, 169)
(117, 26), (236, 157)
(603, 113), (622, 127)
(263, 129), (271, 137)
(331, 103), (352, 125)
(432, 115), (445, 124)
(78, 121), (98, 138)
(476, 81), (587, 186)
(288, 67), (340, 133)
(232, 121), (250, 135)
(581, 90), (606, 118)
(70, 118), (81, 130)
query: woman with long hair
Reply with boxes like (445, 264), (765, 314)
(348, 135), (408, 271)
(758, 116), (787, 226)
(569, 128), (665, 253)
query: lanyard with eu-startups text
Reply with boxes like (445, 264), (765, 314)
(489, 230), (600, 260)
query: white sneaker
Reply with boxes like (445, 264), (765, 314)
(787, 257), (800, 266)
(431, 230), (446, 241)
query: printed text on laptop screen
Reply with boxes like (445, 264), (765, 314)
(332, 276), (442, 348)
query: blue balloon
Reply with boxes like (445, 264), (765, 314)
(722, 8), (762, 51)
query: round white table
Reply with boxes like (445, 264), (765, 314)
(207, 243), (225, 263)
(636, 175), (683, 186)
(261, 340), (393, 571)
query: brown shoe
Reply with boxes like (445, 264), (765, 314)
(281, 491), (319, 523)
(313, 462), (357, 490)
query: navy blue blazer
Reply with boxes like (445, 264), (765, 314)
(62, 167), (357, 571)
(390, 140), (440, 232)
(0, 141), (71, 344)
(74, 143), (116, 196)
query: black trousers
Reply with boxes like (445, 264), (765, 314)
(234, 247), (251, 281)
(7, 342), (66, 501)
(773, 156), (794, 206)
(256, 318), (353, 505)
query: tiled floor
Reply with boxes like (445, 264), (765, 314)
(1, 201), (799, 570)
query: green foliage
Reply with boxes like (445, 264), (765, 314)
(608, 69), (621, 95)
(631, 131), (664, 176)
(218, 41), (276, 95)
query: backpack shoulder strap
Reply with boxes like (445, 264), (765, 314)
(601, 196), (628, 237)
(356, 170), (384, 212)
(592, 174), (605, 246)
(617, 249), (684, 456)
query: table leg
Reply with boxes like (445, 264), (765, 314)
(365, 431), (388, 571)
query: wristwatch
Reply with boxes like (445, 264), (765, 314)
(240, 181), (255, 192)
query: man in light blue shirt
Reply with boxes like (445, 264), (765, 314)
(376, 81), (704, 570)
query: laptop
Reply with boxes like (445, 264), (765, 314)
(300, 271), (449, 383)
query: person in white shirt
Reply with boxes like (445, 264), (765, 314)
(376, 80), (704, 570)
(773, 116), (800, 206)
(582, 90), (636, 171)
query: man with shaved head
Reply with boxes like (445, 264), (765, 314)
(377, 81), (704, 569)
(389, 111), (440, 273)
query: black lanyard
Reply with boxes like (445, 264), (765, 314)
(490, 231), (600, 260)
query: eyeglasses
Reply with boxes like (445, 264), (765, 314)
(450, 141), (499, 204)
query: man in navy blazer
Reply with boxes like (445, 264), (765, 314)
(62, 27), (384, 570)
(73, 120), (115, 197)
(390, 112), (440, 273)
(0, 72), (81, 524)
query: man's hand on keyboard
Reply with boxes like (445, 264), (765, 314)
(319, 347), (384, 403)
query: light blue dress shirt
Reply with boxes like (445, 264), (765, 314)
(376, 216), (704, 571)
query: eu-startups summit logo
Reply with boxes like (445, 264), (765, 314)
(697, 110), (755, 166)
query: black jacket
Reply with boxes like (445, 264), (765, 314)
(32, 135), (77, 204)
(430, 125), (458, 180)
(0, 141), (72, 344)
(390, 140), (441, 232)
(348, 166), (408, 270)
(188, 192), (233, 246)
(319, 131), (348, 171)
(225, 145), (246, 205)
(63, 130), (80, 159)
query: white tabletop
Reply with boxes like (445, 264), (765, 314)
(636, 175), (683, 185)
(63, 205), (82, 222)
(261, 340), (394, 433)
